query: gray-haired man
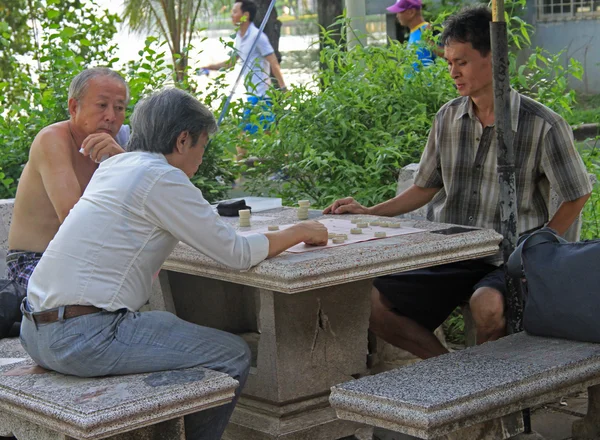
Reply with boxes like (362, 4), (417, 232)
(20, 88), (328, 440)
(7, 67), (130, 289)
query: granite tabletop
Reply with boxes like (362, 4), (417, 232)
(163, 208), (503, 293)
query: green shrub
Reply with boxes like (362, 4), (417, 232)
(228, 5), (582, 210)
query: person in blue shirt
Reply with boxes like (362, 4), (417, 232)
(387, 0), (436, 68)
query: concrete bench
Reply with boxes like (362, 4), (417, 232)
(331, 332), (600, 439)
(0, 337), (238, 439)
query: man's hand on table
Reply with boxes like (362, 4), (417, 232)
(80, 133), (125, 163)
(265, 220), (328, 258)
(323, 197), (370, 215)
(294, 220), (328, 246)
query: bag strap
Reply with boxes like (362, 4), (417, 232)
(507, 228), (567, 278)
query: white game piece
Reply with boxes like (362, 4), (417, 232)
(268, 225), (279, 231)
(357, 222), (368, 228)
(374, 231), (387, 238)
(332, 237), (345, 244)
(350, 228), (362, 234)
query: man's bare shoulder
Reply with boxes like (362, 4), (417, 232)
(29, 121), (75, 164)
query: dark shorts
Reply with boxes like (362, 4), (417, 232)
(6, 250), (44, 290)
(373, 260), (507, 331)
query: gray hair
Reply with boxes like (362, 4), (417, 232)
(127, 88), (217, 155)
(68, 67), (130, 104)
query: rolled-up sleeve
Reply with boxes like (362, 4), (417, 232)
(414, 118), (443, 189)
(541, 118), (593, 201)
(144, 169), (269, 270)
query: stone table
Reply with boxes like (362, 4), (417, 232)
(158, 208), (502, 440)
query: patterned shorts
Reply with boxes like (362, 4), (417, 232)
(6, 250), (44, 290)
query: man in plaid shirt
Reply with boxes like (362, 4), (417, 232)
(324, 6), (592, 359)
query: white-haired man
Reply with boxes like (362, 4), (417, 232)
(7, 67), (129, 289)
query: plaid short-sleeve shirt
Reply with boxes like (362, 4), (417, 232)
(414, 90), (593, 236)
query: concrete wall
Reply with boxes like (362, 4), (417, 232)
(525, 3), (600, 93)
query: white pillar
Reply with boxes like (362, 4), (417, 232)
(346, 0), (367, 49)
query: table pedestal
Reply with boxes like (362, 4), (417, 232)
(166, 271), (371, 439)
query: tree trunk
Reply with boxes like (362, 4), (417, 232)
(317, 0), (343, 47)
(317, 0), (343, 70)
(253, 0), (282, 63)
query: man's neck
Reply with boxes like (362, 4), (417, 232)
(471, 89), (495, 127)
(67, 120), (87, 148)
(408, 16), (426, 31)
(239, 20), (251, 37)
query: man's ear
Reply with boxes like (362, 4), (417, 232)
(68, 98), (78, 118)
(174, 131), (189, 154)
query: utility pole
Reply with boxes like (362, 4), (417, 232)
(346, 0), (367, 49)
(491, 0), (531, 433)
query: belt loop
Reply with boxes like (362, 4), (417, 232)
(57, 306), (66, 322)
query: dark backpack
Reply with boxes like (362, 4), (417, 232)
(0, 278), (26, 338)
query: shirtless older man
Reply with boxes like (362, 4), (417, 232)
(6, 67), (130, 288)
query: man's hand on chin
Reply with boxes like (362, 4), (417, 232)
(80, 132), (125, 163)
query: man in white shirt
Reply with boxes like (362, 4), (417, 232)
(20, 88), (327, 440)
(203, 1), (287, 157)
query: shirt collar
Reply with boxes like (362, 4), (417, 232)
(239, 22), (257, 40)
(410, 21), (428, 32)
(455, 88), (521, 132)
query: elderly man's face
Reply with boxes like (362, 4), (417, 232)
(444, 40), (493, 100)
(182, 131), (209, 178)
(69, 76), (127, 138)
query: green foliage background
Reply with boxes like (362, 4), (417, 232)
(0, 0), (235, 202)
(0, 0), (597, 235)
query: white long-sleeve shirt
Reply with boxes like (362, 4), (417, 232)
(27, 152), (269, 312)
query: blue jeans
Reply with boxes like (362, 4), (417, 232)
(20, 303), (251, 440)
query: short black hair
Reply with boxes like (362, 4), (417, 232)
(440, 6), (492, 57)
(237, 0), (257, 22)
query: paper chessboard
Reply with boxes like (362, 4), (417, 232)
(238, 218), (425, 253)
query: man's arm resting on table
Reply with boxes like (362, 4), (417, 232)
(546, 193), (591, 236)
(264, 221), (328, 258)
(323, 184), (440, 217)
(34, 133), (82, 223)
(265, 53), (286, 90)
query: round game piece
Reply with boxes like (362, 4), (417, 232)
(332, 237), (345, 244)
(374, 231), (386, 238)
(379, 222), (389, 227)
(388, 223), (401, 228)
(350, 228), (362, 234)
(336, 234), (348, 240)
(268, 225), (279, 231)
(370, 221), (380, 227)
(298, 200), (310, 207)
(350, 218), (359, 224)
(357, 222), (368, 228)
(328, 232), (337, 238)
(238, 209), (251, 217)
